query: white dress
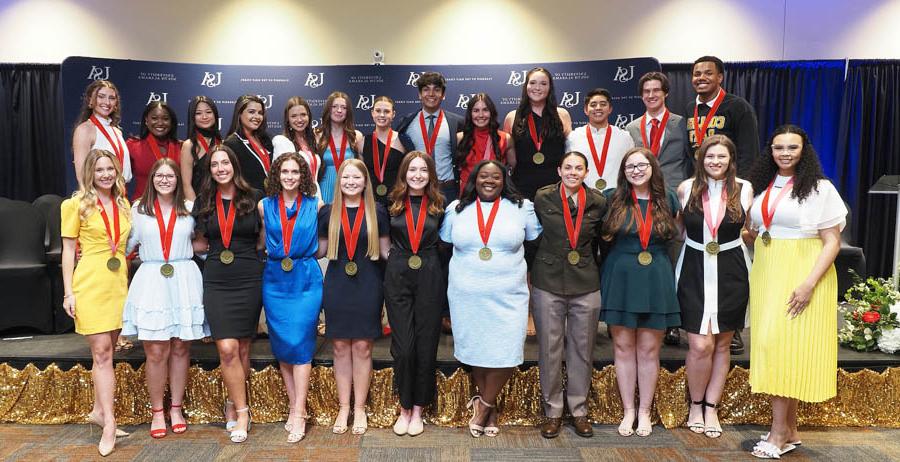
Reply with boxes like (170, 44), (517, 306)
(439, 198), (542, 367)
(91, 115), (132, 182)
(122, 200), (208, 340)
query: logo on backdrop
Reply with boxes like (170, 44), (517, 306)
(147, 92), (168, 104)
(559, 91), (581, 109)
(455, 93), (479, 110)
(613, 66), (635, 83)
(310, 119), (321, 129)
(614, 114), (636, 129)
(304, 72), (325, 88)
(406, 72), (425, 87)
(257, 94), (275, 110)
(506, 70), (529, 87)
(201, 72), (223, 88)
(356, 94), (376, 110)
(87, 65), (110, 81)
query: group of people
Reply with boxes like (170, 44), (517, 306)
(61, 55), (846, 459)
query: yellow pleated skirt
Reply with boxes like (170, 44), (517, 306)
(749, 237), (837, 402)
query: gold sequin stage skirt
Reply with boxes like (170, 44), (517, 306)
(1, 363), (898, 428)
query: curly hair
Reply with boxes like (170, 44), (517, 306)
(747, 124), (825, 203)
(601, 148), (677, 240)
(456, 160), (524, 212)
(265, 152), (317, 198)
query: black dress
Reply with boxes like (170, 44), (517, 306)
(362, 133), (405, 206)
(193, 194), (264, 339)
(318, 203), (390, 339)
(676, 180), (750, 334)
(383, 196), (446, 408)
(511, 110), (566, 200)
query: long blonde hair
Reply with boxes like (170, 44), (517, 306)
(326, 159), (379, 260)
(73, 149), (129, 220)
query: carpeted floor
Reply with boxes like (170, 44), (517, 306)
(1, 421), (897, 461)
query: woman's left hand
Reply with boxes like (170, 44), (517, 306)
(786, 282), (814, 318)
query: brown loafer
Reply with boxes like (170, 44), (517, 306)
(572, 416), (594, 437)
(540, 417), (562, 439)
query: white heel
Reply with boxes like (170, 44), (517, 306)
(223, 399), (237, 432)
(230, 408), (251, 443)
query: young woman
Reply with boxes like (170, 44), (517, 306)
(258, 152), (322, 443)
(675, 135), (752, 439)
(600, 147), (681, 438)
(180, 96), (222, 200)
(272, 96), (321, 190)
(456, 93), (515, 193)
(72, 80), (132, 186)
(60, 149), (132, 456)
(439, 160), (542, 438)
(122, 158), (208, 439)
(223, 94), (273, 192)
(383, 151), (446, 437)
(531, 152), (607, 439)
(502, 67), (572, 200)
(317, 91), (364, 204)
(317, 159), (390, 435)
(127, 102), (181, 200)
(362, 96), (406, 206)
(192, 145), (264, 443)
(747, 125), (845, 459)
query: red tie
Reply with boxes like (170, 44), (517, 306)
(650, 118), (660, 145)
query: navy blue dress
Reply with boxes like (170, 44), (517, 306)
(261, 195), (322, 364)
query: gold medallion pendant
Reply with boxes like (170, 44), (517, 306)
(160, 263), (175, 277)
(637, 251), (653, 266)
(376, 184), (388, 196)
(408, 255), (422, 270)
(281, 257), (294, 272)
(567, 250), (580, 265)
(478, 247), (493, 261)
(344, 261), (358, 276)
(532, 152), (545, 164)
(594, 179), (607, 190)
(705, 241), (720, 255)
(761, 231), (772, 246)
(106, 257), (121, 271)
(220, 249), (235, 264)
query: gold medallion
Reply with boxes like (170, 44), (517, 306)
(376, 184), (388, 196)
(761, 231), (772, 246)
(478, 247), (492, 261)
(705, 241), (720, 255)
(160, 263), (175, 277)
(408, 255), (422, 270)
(220, 249), (235, 264)
(532, 152), (545, 165)
(594, 178), (607, 190)
(281, 257), (294, 272)
(106, 257), (120, 271)
(344, 261), (358, 276)
(567, 250), (580, 265)
(637, 251), (653, 266)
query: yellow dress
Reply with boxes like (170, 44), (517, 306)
(61, 196), (131, 335)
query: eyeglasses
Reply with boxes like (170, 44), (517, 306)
(624, 162), (650, 173)
(771, 144), (801, 153)
(153, 173), (177, 181)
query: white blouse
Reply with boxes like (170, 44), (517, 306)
(749, 176), (847, 239)
(92, 115), (132, 182)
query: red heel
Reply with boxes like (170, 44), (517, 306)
(169, 403), (187, 434)
(150, 408), (167, 439)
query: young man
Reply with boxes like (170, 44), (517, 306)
(625, 72), (690, 189)
(394, 72), (465, 202)
(565, 88), (634, 191)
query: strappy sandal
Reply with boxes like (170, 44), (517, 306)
(481, 399), (499, 437)
(751, 440), (797, 459)
(149, 408), (167, 439)
(285, 408), (295, 432)
(332, 404), (350, 434)
(352, 406), (368, 435)
(288, 411), (308, 443)
(466, 396), (484, 438)
(760, 432), (802, 446)
(703, 401), (722, 439)
(229, 408), (251, 443)
(635, 408), (653, 437)
(223, 399), (237, 432)
(617, 408), (635, 437)
(169, 403), (187, 434)
(687, 400), (705, 434)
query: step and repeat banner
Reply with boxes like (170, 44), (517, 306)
(61, 56), (660, 191)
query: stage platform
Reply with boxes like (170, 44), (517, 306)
(2, 327), (897, 372)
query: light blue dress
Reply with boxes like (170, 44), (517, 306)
(261, 195), (322, 364)
(122, 200), (208, 341)
(318, 144), (357, 205)
(439, 198), (542, 367)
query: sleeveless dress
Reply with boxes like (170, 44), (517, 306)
(511, 111), (565, 200)
(60, 196), (132, 335)
(261, 195), (322, 364)
(362, 133), (404, 206)
(675, 179), (752, 334)
(90, 116), (132, 183)
(318, 141), (358, 205)
(122, 200), (208, 341)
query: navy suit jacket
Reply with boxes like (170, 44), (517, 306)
(394, 109), (465, 179)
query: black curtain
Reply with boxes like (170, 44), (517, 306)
(0, 64), (67, 201)
(835, 60), (900, 278)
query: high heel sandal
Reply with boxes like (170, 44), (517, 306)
(635, 408), (653, 437)
(481, 399), (499, 437)
(88, 411), (129, 437)
(149, 408), (167, 439)
(332, 404), (350, 434)
(229, 408), (251, 443)
(466, 396), (484, 438)
(287, 411), (308, 443)
(352, 406), (368, 435)
(687, 400), (706, 434)
(617, 408), (635, 437)
(285, 408), (295, 432)
(223, 399), (237, 432)
(703, 401), (723, 439)
(169, 403), (187, 434)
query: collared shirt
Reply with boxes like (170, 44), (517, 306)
(695, 88), (724, 107)
(565, 124), (635, 190)
(642, 110), (668, 147)
(404, 109), (453, 181)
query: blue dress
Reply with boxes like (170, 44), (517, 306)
(318, 144), (357, 205)
(439, 198), (542, 367)
(261, 195), (322, 365)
